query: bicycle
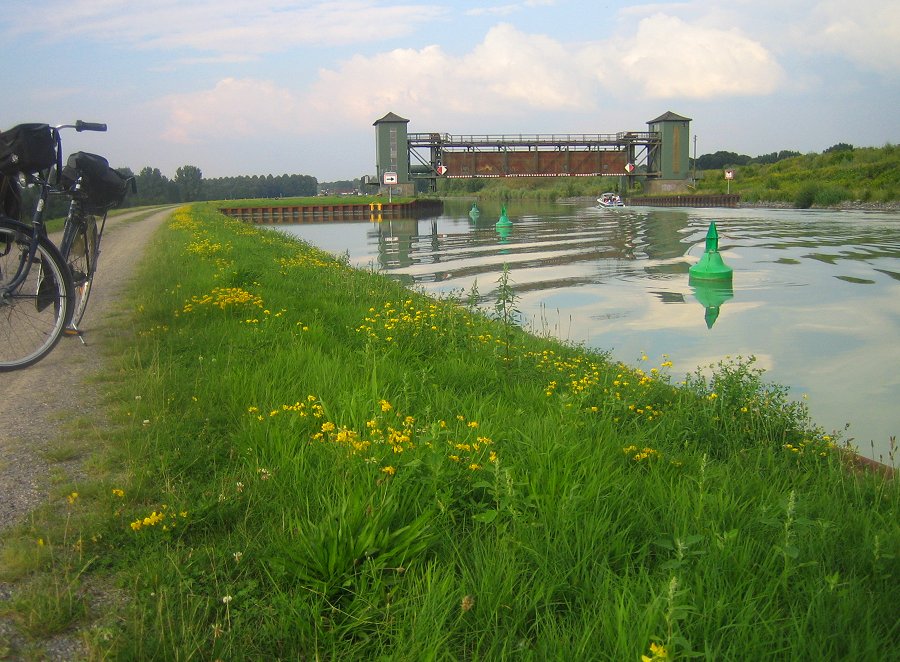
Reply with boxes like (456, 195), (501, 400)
(0, 121), (132, 371)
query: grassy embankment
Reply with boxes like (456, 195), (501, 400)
(436, 144), (900, 208)
(691, 145), (899, 207)
(2, 204), (897, 659)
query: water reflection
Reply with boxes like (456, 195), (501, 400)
(273, 201), (900, 465)
(691, 280), (734, 329)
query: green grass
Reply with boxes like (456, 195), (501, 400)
(2, 203), (897, 660)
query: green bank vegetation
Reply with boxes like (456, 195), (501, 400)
(435, 144), (900, 208)
(1, 205), (897, 659)
(692, 144), (899, 207)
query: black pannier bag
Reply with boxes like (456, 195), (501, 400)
(1, 174), (21, 219)
(0, 123), (57, 175)
(61, 151), (129, 211)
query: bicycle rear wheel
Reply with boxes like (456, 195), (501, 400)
(0, 218), (73, 371)
(61, 212), (99, 329)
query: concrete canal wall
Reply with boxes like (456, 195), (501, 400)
(627, 194), (740, 208)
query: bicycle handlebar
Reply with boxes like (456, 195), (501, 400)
(75, 121), (107, 132)
(53, 121), (107, 133)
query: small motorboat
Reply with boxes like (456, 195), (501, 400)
(597, 192), (624, 208)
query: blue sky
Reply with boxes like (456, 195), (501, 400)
(3, 0), (898, 181)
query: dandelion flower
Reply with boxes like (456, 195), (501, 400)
(461, 595), (475, 612)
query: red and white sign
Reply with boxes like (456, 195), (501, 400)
(436, 165), (448, 175)
(724, 169), (735, 180)
(383, 171), (398, 185)
(624, 163), (635, 173)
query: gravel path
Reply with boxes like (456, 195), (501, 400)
(0, 206), (174, 660)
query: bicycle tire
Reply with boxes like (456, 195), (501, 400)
(60, 211), (99, 329)
(0, 217), (74, 371)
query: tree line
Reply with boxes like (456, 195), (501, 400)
(20, 165), (320, 218)
(693, 143), (854, 170)
(122, 166), (319, 206)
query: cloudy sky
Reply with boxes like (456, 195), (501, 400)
(3, 0), (898, 181)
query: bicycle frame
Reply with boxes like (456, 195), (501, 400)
(0, 173), (54, 295)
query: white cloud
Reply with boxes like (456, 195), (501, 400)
(306, 23), (597, 126)
(616, 13), (784, 98)
(4, 0), (447, 56)
(303, 16), (783, 128)
(465, 0), (556, 16)
(159, 78), (304, 143)
(808, 0), (900, 74)
(160, 13), (787, 144)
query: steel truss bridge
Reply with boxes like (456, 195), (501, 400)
(406, 131), (662, 190)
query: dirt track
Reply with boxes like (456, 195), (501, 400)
(0, 207), (173, 660)
(0, 207), (173, 532)
(0, 208), (172, 534)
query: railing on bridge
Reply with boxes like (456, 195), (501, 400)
(408, 131), (659, 151)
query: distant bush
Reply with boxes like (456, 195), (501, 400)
(794, 183), (818, 209)
(813, 186), (852, 206)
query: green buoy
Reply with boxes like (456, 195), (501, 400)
(469, 202), (480, 220)
(495, 206), (512, 228)
(689, 222), (733, 281)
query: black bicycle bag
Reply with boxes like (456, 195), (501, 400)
(0, 174), (21, 219)
(0, 123), (57, 175)
(61, 151), (129, 211)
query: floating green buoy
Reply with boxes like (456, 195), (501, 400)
(496, 205), (512, 228)
(689, 222), (733, 281)
(469, 202), (480, 220)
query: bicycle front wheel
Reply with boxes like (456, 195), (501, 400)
(61, 213), (99, 329)
(0, 218), (73, 371)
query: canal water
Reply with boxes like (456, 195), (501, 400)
(273, 199), (900, 465)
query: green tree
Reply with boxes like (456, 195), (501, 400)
(174, 165), (203, 202)
(136, 167), (174, 205)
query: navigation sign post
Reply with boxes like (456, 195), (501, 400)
(383, 171), (398, 202)
(436, 165), (448, 175)
(624, 163), (635, 173)
(724, 169), (734, 194)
